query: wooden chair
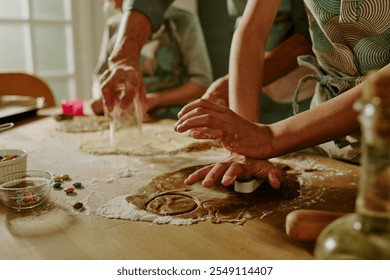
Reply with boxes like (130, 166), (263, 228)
(0, 72), (56, 107)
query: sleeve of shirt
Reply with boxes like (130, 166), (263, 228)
(168, 7), (213, 88)
(122, 0), (174, 32)
(290, 0), (311, 43)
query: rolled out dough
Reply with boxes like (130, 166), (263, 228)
(78, 119), (221, 156)
(126, 165), (302, 225)
(97, 154), (359, 227)
(56, 116), (108, 132)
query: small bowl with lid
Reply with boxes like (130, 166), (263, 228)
(0, 149), (27, 179)
(0, 170), (54, 210)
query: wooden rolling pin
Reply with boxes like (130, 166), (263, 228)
(285, 209), (349, 242)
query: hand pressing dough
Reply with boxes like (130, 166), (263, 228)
(78, 119), (221, 156)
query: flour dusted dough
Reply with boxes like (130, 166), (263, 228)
(97, 154), (358, 226)
(127, 165), (302, 225)
(79, 119), (221, 156)
(146, 194), (198, 215)
(56, 116), (108, 132)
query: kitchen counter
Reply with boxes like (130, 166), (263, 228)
(0, 114), (359, 260)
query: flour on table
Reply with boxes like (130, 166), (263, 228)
(79, 119), (221, 156)
(96, 195), (206, 225)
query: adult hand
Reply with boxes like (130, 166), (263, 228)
(202, 74), (229, 107)
(184, 153), (285, 190)
(175, 99), (274, 159)
(90, 96), (154, 122)
(90, 98), (104, 115)
(100, 66), (148, 116)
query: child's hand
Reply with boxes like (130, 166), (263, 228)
(202, 75), (229, 107)
(184, 153), (285, 190)
(175, 99), (273, 159)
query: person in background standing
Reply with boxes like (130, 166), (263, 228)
(93, 0), (212, 120)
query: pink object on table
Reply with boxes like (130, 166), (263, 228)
(61, 99), (84, 116)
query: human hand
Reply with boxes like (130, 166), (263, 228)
(184, 154), (285, 189)
(146, 93), (160, 112)
(202, 75), (229, 107)
(90, 96), (153, 122)
(99, 66), (148, 115)
(90, 98), (104, 115)
(175, 99), (274, 159)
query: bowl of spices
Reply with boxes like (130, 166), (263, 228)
(0, 170), (54, 210)
(0, 149), (27, 179)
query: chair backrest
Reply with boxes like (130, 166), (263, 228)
(0, 72), (56, 107)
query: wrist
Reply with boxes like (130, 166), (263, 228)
(268, 121), (301, 158)
(108, 53), (139, 71)
(257, 123), (278, 158)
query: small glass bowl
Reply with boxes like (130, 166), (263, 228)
(0, 170), (54, 210)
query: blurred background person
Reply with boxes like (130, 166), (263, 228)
(91, 0), (213, 120)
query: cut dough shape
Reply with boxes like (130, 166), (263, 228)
(146, 194), (198, 215)
(78, 119), (221, 156)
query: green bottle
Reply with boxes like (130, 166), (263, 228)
(314, 71), (390, 259)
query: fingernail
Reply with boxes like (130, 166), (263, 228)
(270, 173), (281, 189)
(202, 179), (212, 187)
(222, 175), (235, 186)
(223, 175), (235, 182)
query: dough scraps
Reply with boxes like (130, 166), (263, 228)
(97, 158), (358, 227)
(56, 116), (108, 132)
(79, 119), (221, 156)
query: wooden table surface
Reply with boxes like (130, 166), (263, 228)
(0, 113), (360, 260)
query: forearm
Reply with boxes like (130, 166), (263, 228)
(148, 82), (207, 108)
(229, 1), (280, 122)
(263, 33), (313, 86)
(229, 28), (263, 122)
(269, 85), (362, 157)
(108, 11), (152, 69)
(271, 63), (390, 155)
